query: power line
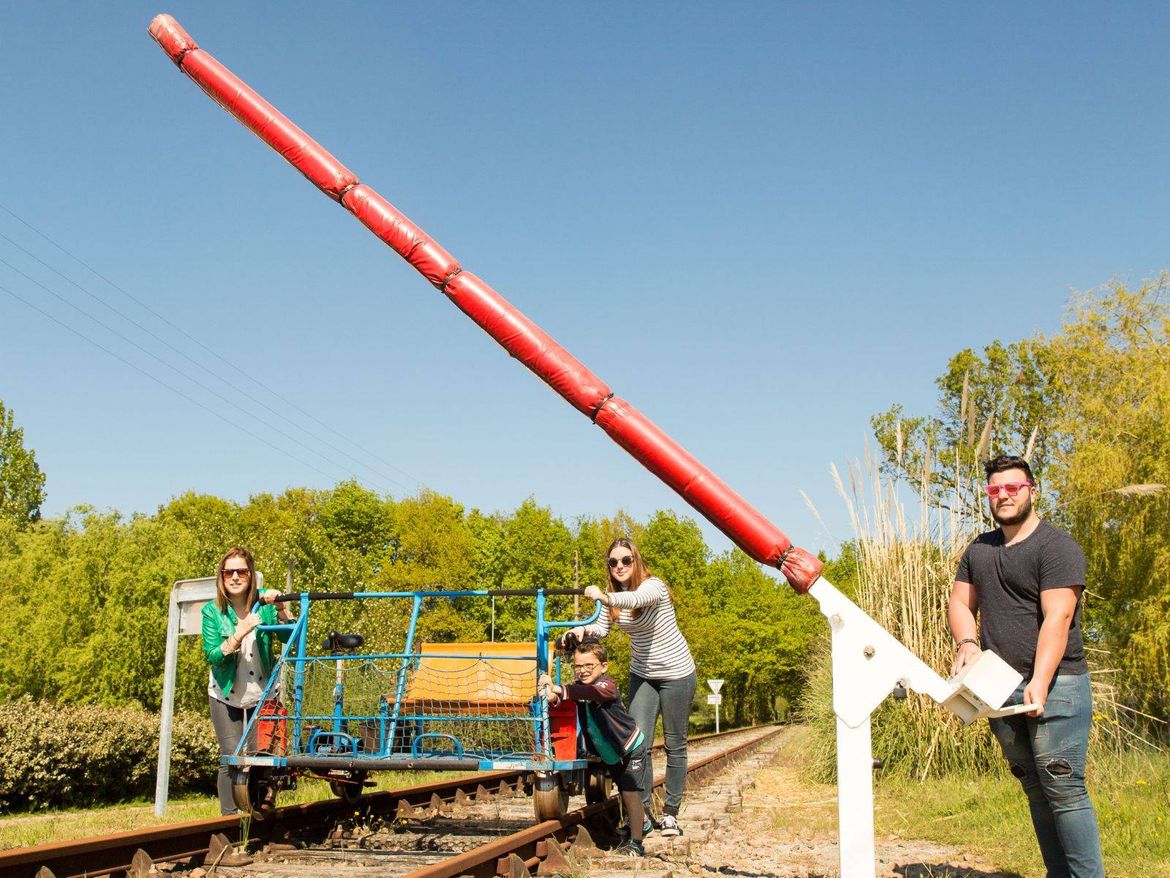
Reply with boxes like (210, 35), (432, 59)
(0, 201), (429, 492)
(0, 253), (382, 491)
(0, 227), (414, 494)
(0, 279), (339, 483)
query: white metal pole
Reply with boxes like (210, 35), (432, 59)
(836, 716), (876, 878)
(154, 589), (182, 815)
(716, 702), (720, 734)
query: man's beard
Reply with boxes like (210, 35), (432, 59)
(991, 494), (1033, 527)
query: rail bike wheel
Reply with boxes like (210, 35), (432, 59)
(232, 768), (277, 819)
(584, 764), (612, 804)
(533, 772), (569, 822)
(330, 770), (369, 804)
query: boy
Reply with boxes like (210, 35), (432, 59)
(538, 639), (648, 857)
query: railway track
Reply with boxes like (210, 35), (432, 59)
(4, 726), (779, 878)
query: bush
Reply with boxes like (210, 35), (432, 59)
(0, 697), (217, 810)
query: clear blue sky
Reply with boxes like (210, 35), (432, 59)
(1, 3), (1167, 556)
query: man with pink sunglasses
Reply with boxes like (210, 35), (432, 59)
(948, 454), (1104, 878)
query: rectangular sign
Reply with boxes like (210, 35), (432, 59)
(174, 578), (218, 635)
(707, 693), (722, 705)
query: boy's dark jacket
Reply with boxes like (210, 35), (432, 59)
(561, 674), (642, 757)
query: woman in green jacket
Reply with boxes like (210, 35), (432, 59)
(202, 547), (292, 814)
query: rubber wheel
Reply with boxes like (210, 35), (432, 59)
(232, 770), (277, 819)
(330, 771), (368, 804)
(584, 765), (612, 804)
(533, 775), (569, 822)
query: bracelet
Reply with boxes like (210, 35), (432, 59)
(955, 637), (979, 651)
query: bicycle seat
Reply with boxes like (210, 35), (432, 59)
(322, 631), (364, 652)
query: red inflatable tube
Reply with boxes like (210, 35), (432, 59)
(594, 397), (793, 563)
(147, 14), (824, 593)
(344, 186), (460, 288)
(149, 15), (358, 200)
(443, 272), (612, 416)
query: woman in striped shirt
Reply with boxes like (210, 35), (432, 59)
(576, 537), (697, 836)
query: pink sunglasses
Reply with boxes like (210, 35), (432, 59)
(984, 481), (1033, 498)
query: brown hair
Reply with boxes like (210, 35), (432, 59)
(215, 546), (258, 613)
(574, 639), (608, 663)
(605, 537), (660, 623)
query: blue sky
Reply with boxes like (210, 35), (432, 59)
(1, 3), (1167, 558)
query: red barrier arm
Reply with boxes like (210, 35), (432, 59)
(148, 15), (822, 592)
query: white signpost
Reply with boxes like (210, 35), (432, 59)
(154, 572), (262, 816)
(707, 678), (724, 733)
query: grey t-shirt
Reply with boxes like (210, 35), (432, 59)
(955, 519), (1088, 676)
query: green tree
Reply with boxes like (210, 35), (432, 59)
(870, 340), (1055, 517)
(1040, 278), (1170, 720)
(870, 276), (1170, 723)
(493, 499), (575, 641)
(695, 550), (822, 723)
(0, 400), (46, 528)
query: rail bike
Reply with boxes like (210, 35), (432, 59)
(229, 588), (609, 821)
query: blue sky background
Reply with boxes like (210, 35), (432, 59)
(1, 3), (1166, 557)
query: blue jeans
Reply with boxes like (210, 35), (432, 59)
(989, 673), (1104, 878)
(628, 671), (696, 816)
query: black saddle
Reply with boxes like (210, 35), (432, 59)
(322, 631), (364, 653)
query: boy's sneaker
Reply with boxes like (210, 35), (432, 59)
(614, 840), (645, 858)
(658, 814), (682, 837)
(617, 817), (654, 838)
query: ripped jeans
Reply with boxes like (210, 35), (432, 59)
(990, 673), (1104, 878)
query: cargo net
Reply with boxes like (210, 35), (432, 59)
(244, 654), (545, 759)
(243, 595), (551, 762)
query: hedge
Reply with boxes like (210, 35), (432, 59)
(0, 697), (218, 810)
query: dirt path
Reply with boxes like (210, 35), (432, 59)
(636, 726), (1012, 878)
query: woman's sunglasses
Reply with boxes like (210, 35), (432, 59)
(608, 555), (634, 569)
(223, 567), (251, 579)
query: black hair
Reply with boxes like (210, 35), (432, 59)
(983, 454), (1035, 484)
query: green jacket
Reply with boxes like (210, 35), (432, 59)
(202, 600), (291, 698)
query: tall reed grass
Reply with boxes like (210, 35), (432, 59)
(801, 446), (999, 781)
(799, 443), (1151, 783)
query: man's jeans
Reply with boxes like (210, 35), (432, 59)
(989, 673), (1105, 878)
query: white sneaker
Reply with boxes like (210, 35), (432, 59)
(659, 814), (681, 837)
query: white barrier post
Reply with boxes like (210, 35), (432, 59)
(807, 577), (1023, 878)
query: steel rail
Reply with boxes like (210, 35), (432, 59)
(0, 770), (520, 878)
(1, 727), (771, 878)
(404, 726), (780, 878)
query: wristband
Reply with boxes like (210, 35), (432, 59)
(955, 637), (979, 651)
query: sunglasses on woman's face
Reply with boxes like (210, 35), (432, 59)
(608, 555), (633, 569)
(223, 567), (251, 579)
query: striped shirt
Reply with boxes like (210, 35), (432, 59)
(584, 577), (695, 681)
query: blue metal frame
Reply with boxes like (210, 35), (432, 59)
(227, 589), (601, 775)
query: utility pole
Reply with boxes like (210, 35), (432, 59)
(573, 550), (580, 616)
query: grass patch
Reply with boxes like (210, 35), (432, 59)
(875, 746), (1170, 877)
(0, 770), (471, 850)
(900, 747), (1166, 876)
(776, 725), (1168, 878)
